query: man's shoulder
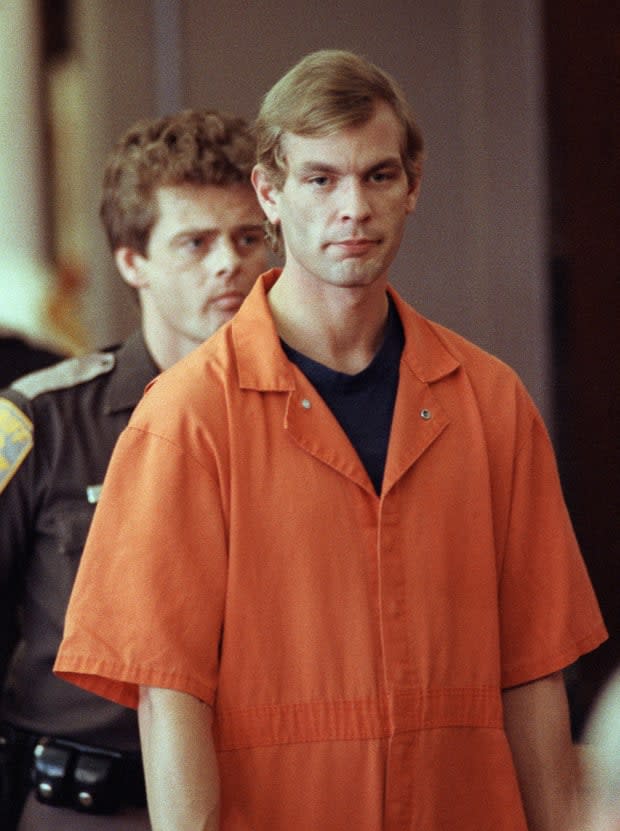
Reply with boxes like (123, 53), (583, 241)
(426, 323), (547, 450)
(397, 296), (520, 383)
(7, 349), (118, 403)
(128, 328), (239, 445)
(148, 324), (236, 395)
(395, 299), (539, 429)
(0, 346), (128, 497)
(425, 317), (513, 373)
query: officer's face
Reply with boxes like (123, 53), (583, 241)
(122, 183), (267, 360)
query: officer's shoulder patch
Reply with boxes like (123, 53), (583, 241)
(0, 397), (34, 495)
(11, 351), (116, 399)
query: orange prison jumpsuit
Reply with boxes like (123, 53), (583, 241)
(56, 270), (607, 830)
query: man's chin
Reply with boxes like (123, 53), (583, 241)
(201, 312), (235, 340)
(330, 262), (386, 288)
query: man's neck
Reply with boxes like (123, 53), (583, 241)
(141, 321), (195, 372)
(268, 269), (390, 375)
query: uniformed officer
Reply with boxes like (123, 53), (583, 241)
(0, 108), (267, 830)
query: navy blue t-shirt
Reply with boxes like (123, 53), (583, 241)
(281, 297), (404, 494)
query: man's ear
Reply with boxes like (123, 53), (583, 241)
(406, 175), (422, 215)
(251, 165), (281, 227)
(114, 246), (149, 289)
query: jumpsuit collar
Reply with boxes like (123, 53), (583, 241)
(232, 269), (461, 392)
(231, 270), (461, 496)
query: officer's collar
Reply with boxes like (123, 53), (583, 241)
(104, 331), (160, 414)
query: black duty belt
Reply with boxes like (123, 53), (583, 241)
(1, 723), (146, 815)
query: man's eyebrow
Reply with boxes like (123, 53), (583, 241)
(236, 223), (265, 232)
(365, 156), (404, 173)
(170, 227), (217, 244)
(296, 156), (404, 177)
(170, 223), (264, 244)
(297, 161), (340, 176)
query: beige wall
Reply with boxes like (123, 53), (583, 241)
(71, 0), (552, 418)
(71, 0), (158, 347)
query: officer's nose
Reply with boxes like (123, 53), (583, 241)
(209, 236), (241, 279)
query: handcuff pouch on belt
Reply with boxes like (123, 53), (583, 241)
(32, 736), (141, 814)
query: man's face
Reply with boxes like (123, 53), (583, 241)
(256, 102), (419, 292)
(121, 183), (267, 358)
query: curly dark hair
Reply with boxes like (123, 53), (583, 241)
(100, 109), (256, 254)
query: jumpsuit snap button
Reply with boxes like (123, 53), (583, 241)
(301, 398), (312, 410)
(420, 408), (432, 420)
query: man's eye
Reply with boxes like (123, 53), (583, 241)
(239, 233), (262, 248)
(309, 176), (330, 187)
(370, 170), (394, 183)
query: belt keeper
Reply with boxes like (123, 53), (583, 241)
(72, 751), (123, 813)
(33, 739), (73, 806)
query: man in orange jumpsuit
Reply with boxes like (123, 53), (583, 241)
(56, 51), (607, 830)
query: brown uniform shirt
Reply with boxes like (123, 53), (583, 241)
(0, 332), (158, 751)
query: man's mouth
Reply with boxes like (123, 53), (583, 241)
(210, 292), (246, 311)
(331, 238), (378, 256)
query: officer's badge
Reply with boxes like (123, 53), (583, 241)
(0, 398), (34, 495)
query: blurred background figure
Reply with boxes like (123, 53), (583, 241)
(0, 250), (77, 387)
(578, 668), (620, 831)
(1, 0), (87, 386)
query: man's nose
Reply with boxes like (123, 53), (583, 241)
(339, 180), (371, 223)
(208, 236), (241, 278)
